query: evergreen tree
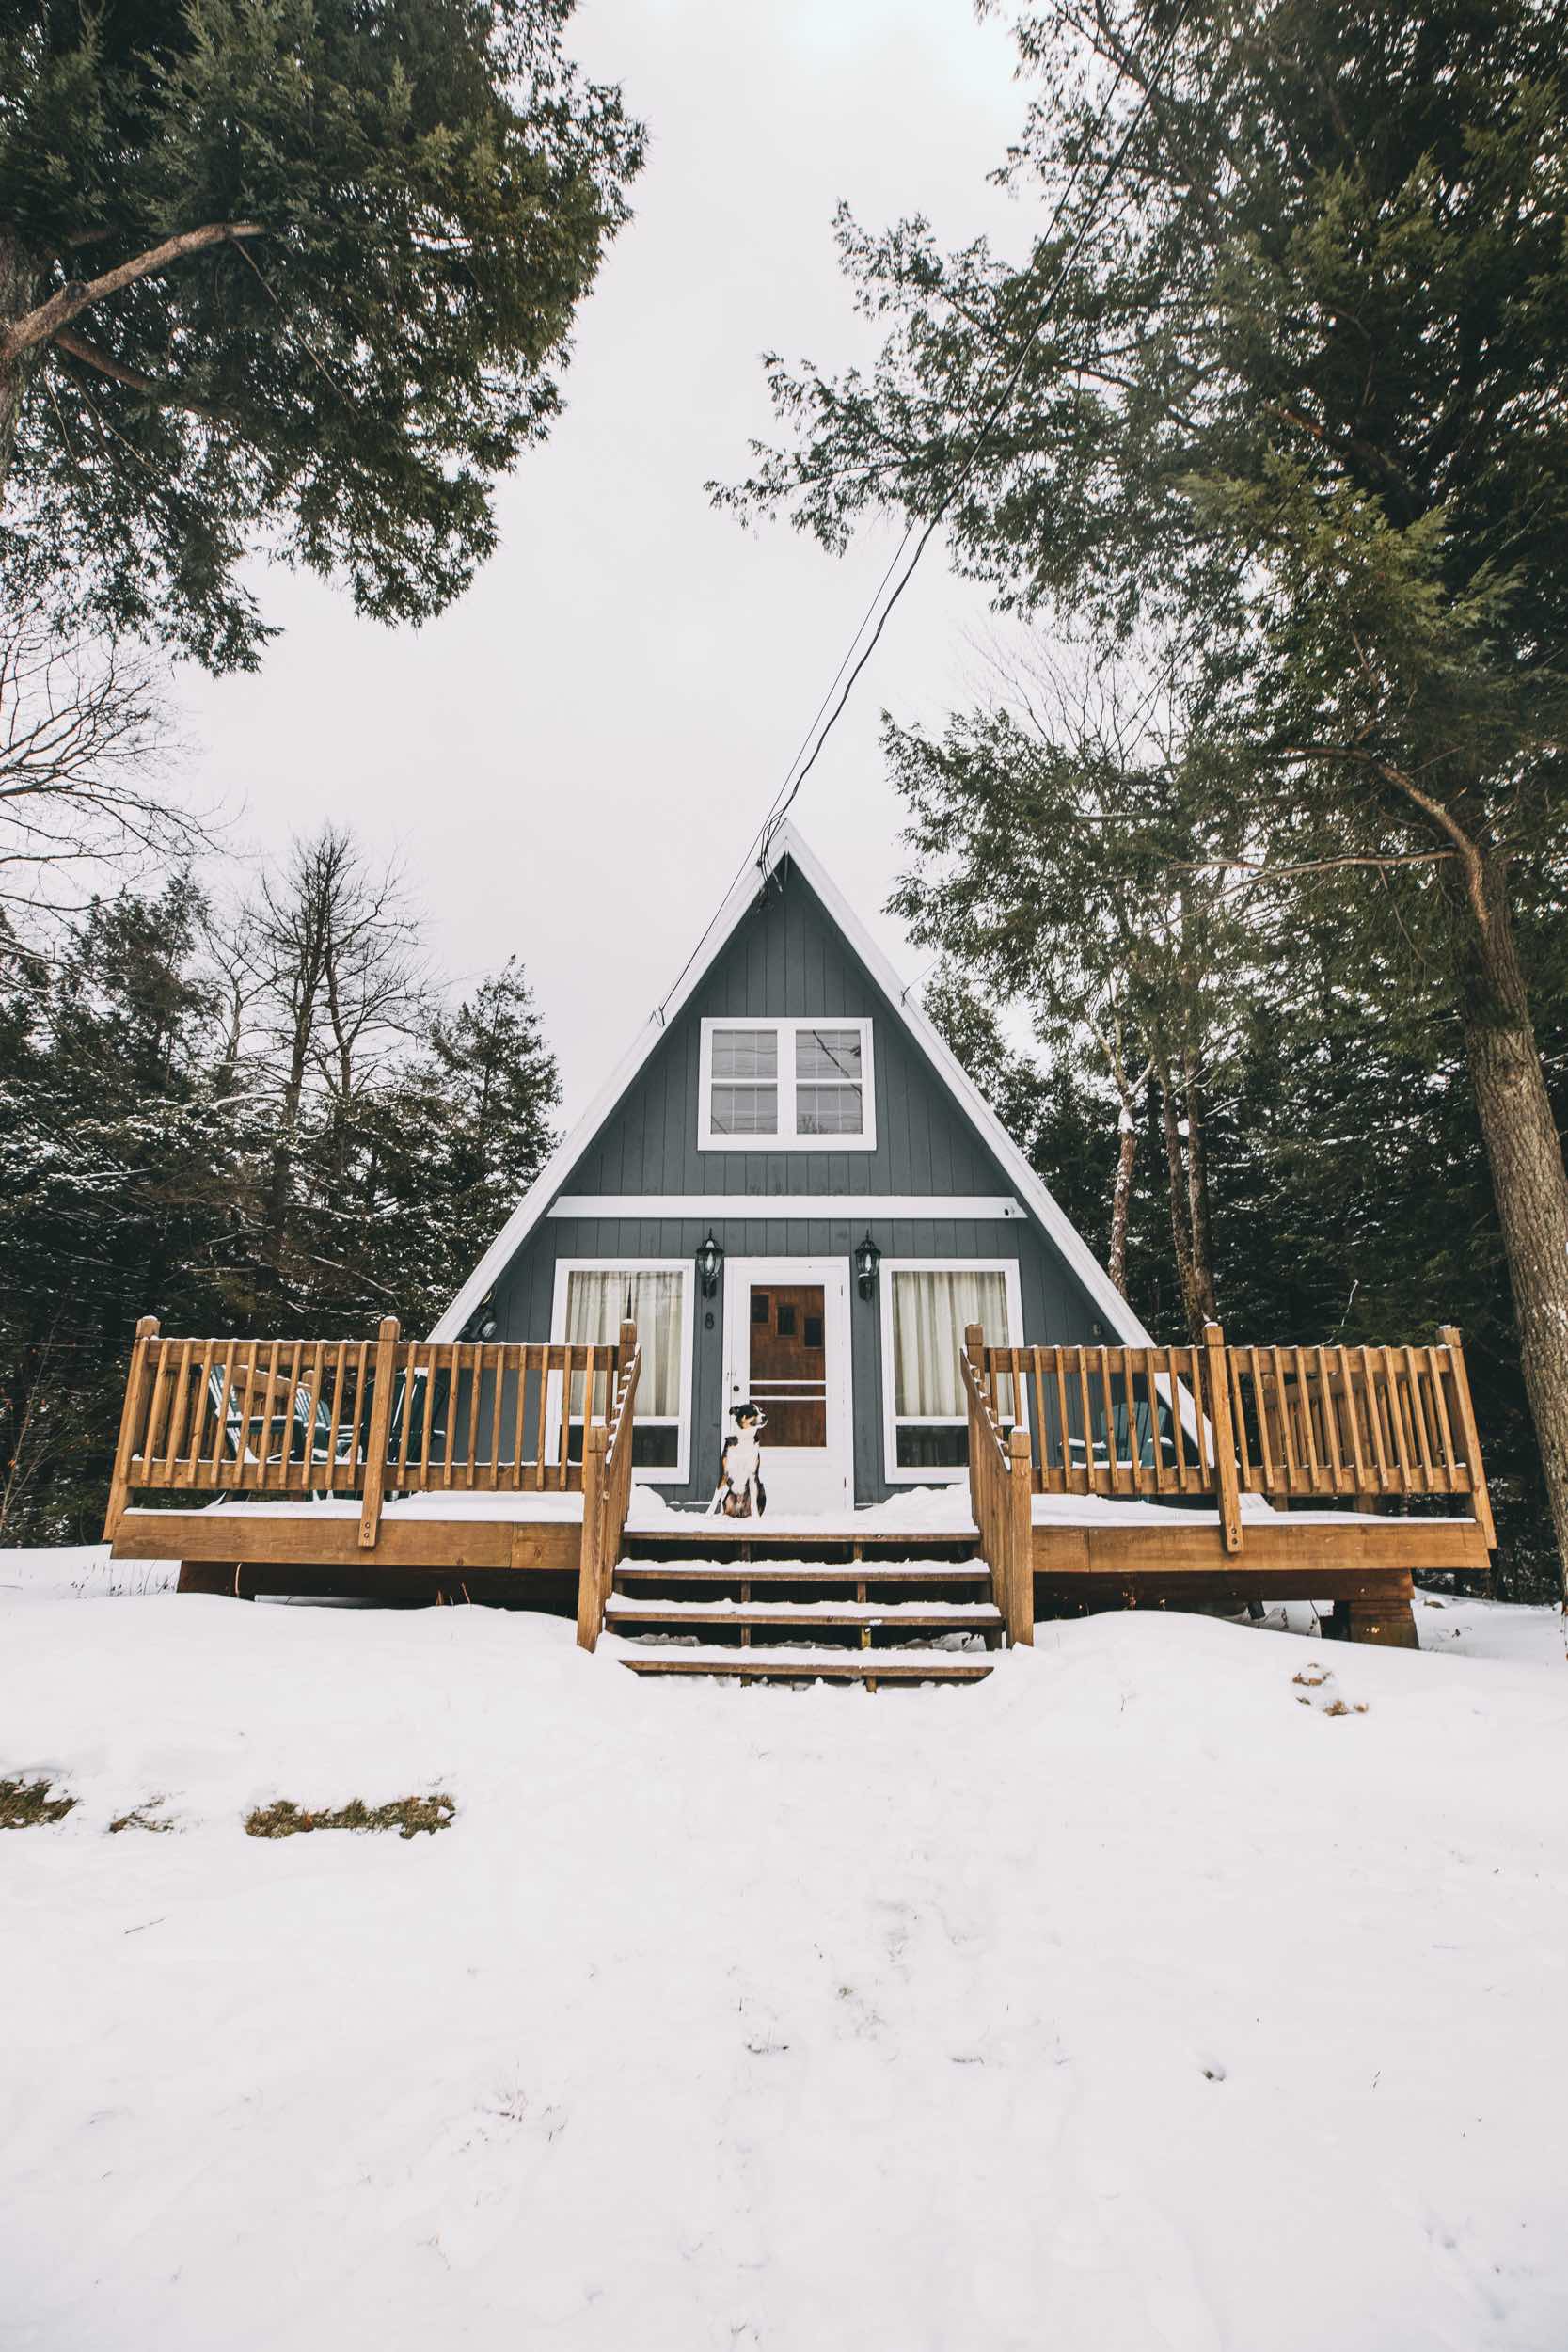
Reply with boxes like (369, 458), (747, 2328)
(1, 0), (644, 666)
(421, 957), (561, 1303)
(0, 878), (240, 1535)
(887, 666), (1248, 1332)
(0, 853), (561, 1540)
(724, 0), (1568, 1586)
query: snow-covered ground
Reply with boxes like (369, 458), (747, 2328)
(3, 1546), (1565, 2352)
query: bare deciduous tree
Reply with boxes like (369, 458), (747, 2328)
(234, 827), (429, 1281)
(0, 600), (207, 920)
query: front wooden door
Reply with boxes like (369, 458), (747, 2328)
(721, 1258), (851, 1511)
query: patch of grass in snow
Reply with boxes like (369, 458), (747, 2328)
(69, 1558), (176, 1600)
(109, 1801), (173, 1835)
(245, 1794), (456, 1840)
(1291, 1665), (1369, 1717)
(0, 1776), (76, 1829)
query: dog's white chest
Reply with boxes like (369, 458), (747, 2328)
(727, 1431), (762, 1484)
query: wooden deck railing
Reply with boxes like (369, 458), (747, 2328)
(966, 1322), (1496, 1556)
(578, 1332), (641, 1651)
(959, 1340), (1034, 1646)
(103, 1314), (641, 1549)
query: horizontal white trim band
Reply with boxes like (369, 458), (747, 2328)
(546, 1195), (1026, 1221)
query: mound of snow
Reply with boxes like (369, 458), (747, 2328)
(2, 1549), (1565, 2351)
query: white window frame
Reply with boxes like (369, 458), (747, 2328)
(879, 1257), (1025, 1486)
(548, 1257), (694, 1484)
(697, 1017), (876, 1152)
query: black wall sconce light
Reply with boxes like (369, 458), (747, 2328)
(854, 1232), (881, 1300)
(697, 1231), (724, 1297)
(462, 1291), (499, 1342)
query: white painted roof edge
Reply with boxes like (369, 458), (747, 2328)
(431, 818), (1156, 1351)
(431, 841), (770, 1339)
(774, 826), (1158, 1351)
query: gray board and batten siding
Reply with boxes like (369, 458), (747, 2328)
(489, 854), (1111, 1505)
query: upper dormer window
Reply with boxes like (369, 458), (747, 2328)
(698, 1018), (876, 1151)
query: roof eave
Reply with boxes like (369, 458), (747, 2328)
(431, 818), (1155, 1353)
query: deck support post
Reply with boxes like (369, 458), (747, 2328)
(1202, 1322), (1243, 1555)
(103, 1315), (160, 1541)
(1329, 1592), (1420, 1648)
(357, 1315), (401, 1549)
(578, 1422), (610, 1650)
(1006, 1425), (1035, 1647)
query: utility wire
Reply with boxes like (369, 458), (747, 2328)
(649, 523), (917, 1024)
(651, 1), (1190, 1025)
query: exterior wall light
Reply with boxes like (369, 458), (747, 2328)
(855, 1232), (880, 1299)
(463, 1292), (499, 1341)
(697, 1232), (724, 1296)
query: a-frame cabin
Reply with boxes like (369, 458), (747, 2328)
(103, 825), (1497, 1672)
(434, 821), (1148, 1515)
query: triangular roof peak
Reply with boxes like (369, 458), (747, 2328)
(432, 820), (1154, 1349)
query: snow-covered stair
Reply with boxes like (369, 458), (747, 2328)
(605, 1557), (1002, 1686)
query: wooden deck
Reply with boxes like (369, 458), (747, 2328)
(103, 1315), (1496, 1653)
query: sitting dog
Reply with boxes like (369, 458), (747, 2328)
(710, 1402), (768, 1518)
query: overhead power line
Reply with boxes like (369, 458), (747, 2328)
(652, 1), (1191, 1025)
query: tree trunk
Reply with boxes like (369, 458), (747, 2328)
(1154, 1063), (1207, 1338)
(1460, 856), (1568, 1596)
(0, 231), (40, 496)
(262, 1025), (311, 1284)
(1107, 1105), (1138, 1298)
(1182, 1060), (1220, 1325)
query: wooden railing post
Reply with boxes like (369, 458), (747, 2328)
(1006, 1424), (1034, 1647)
(357, 1315), (401, 1549)
(578, 1422), (610, 1649)
(1438, 1325), (1497, 1549)
(617, 1318), (637, 1418)
(1202, 1321), (1243, 1555)
(964, 1323), (985, 1530)
(103, 1314), (160, 1541)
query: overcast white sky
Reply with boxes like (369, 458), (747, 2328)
(178, 0), (1032, 1116)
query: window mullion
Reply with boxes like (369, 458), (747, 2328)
(781, 1019), (798, 1145)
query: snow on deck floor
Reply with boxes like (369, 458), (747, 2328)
(2, 1548), (1566, 2352)
(117, 1478), (1471, 1534)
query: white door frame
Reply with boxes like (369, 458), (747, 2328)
(721, 1256), (853, 1512)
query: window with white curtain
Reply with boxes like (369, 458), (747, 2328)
(881, 1261), (1022, 1479)
(552, 1261), (692, 1479)
(699, 1018), (875, 1150)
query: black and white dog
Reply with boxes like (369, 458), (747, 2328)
(710, 1402), (768, 1518)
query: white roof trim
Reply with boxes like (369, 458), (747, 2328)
(431, 820), (1159, 1352)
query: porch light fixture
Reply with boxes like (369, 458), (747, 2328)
(855, 1232), (880, 1299)
(697, 1232), (724, 1296)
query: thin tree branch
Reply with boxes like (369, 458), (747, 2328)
(1, 223), (263, 363)
(1173, 850), (1458, 875)
(53, 327), (225, 424)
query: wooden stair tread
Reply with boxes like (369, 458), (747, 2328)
(612, 1562), (988, 1585)
(606, 1598), (1000, 1628)
(625, 1525), (978, 1548)
(614, 1646), (994, 1680)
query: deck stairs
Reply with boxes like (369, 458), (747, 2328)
(603, 1525), (1004, 1686)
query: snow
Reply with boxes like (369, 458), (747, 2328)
(3, 1549), (1566, 2351)
(604, 1594), (999, 1621)
(116, 1479), (1473, 1537)
(122, 1486), (591, 1526)
(601, 1637), (988, 1669)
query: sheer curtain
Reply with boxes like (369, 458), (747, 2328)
(564, 1268), (686, 1419)
(891, 1268), (1009, 1419)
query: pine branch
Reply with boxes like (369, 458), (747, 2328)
(53, 328), (226, 425)
(1, 224), (263, 364)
